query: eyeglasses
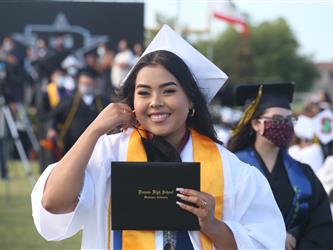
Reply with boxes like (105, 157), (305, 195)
(258, 115), (298, 125)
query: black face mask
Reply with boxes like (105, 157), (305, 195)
(138, 132), (181, 162)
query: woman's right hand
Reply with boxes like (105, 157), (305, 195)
(42, 102), (134, 214)
(285, 233), (296, 250)
(90, 103), (133, 136)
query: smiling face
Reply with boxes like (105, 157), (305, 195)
(134, 64), (193, 147)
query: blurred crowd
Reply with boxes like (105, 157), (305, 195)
(0, 34), (143, 178)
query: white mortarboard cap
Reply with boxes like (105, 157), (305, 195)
(125, 24), (228, 103)
(294, 115), (315, 140)
(314, 109), (333, 144)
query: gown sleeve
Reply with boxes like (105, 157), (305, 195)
(296, 163), (333, 250)
(31, 133), (120, 242)
(31, 163), (95, 241)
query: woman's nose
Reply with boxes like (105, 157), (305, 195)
(149, 93), (164, 108)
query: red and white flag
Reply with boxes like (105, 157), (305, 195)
(211, 1), (249, 37)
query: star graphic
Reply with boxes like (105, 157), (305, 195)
(12, 12), (109, 61)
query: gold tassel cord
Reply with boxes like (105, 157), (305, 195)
(57, 92), (82, 148)
(231, 85), (263, 136)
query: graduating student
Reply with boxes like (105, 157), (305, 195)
(31, 25), (285, 250)
(46, 69), (108, 155)
(228, 82), (333, 250)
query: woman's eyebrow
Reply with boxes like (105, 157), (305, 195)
(160, 82), (177, 88)
(136, 83), (151, 89)
(135, 82), (178, 89)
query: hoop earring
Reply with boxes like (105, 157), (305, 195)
(132, 110), (140, 127)
(189, 108), (195, 117)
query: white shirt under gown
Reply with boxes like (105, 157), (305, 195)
(31, 129), (286, 249)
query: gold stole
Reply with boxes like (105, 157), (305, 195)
(47, 82), (60, 108)
(108, 128), (224, 249)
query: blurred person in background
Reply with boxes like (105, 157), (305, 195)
(288, 115), (324, 173)
(43, 34), (70, 78)
(302, 100), (333, 158)
(133, 42), (143, 62)
(228, 82), (333, 250)
(61, 54), (81, 92)
(46, 69), (108, 155)
(215, 107), (242, 145)
(37, 68), (71, 121)
(303, 100), (321, 118)
(214, 84), (241, 144)
(0, 94), (8, 180)
(37, 68), (72, 171)
(111, 39), (135, 93)
(29, 37), (52, 80)
(315, 91), (333, 158)
(317, 156), (333, 214)
(0, 36), (33, 171)
(83, 51), (99, 77)
(317, 90), (332, 111)
(97, 42), (114, 99)
(84, 50), (113, 100)
(0, 37), (26, 104)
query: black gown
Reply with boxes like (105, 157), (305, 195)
(254, 149), (333, 250)
(50, 94), (108, 153)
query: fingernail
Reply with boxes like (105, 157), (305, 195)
(176, 201), (182, 206)
(177, 193), (185, 198)
(176, 188), (184, 192)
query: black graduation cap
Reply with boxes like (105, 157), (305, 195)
(231, 82), (295, 136)
(235, 82), (295, 110)
(219, 82), (234, 107)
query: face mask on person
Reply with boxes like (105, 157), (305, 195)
(78, 85), (95, 96)
(67, 67), (78, 76)
(97, 47), (105, 57)
(55, 76), (65, 87)
(3, 41), (13, 52)
(262, 118), (294, 148)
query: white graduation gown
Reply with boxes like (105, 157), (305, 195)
(288, 144), (324, 173)
(31, 129), (286, 249)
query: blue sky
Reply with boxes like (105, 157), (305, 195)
(144, 0), (333, 63)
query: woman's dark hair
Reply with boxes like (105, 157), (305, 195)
(120, 50), (222, 144)
(227, 107), (266, 152)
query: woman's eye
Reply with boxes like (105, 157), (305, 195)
(163, 88), (176, 94)
(137, 90), (150, 96)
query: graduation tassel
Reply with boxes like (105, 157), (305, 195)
(231, 85), (263, 136)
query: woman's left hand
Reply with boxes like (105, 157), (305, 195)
(176, 188), (216, 233)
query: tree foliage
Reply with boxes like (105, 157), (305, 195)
(195, 18), (318, 92)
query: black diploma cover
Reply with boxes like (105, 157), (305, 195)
(111, 161), (200, 230)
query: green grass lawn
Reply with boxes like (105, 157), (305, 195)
(0, 161), (81, 249)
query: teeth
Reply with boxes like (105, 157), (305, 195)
(150, 114), (169, 122)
